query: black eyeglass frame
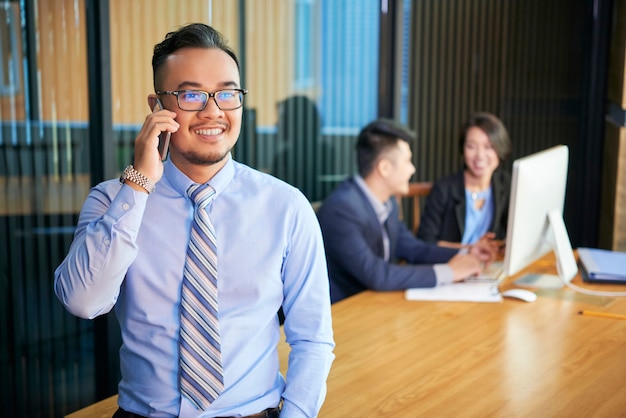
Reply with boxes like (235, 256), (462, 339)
(155, 88), (248, 111)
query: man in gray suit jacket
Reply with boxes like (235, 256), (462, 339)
(317, 118), (496, 303)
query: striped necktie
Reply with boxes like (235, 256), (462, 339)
(180, 183), (224, 409)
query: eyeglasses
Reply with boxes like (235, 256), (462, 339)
(155, 89), (248, 111)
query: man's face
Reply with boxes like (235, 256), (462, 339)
(383, 140), (416, 195)
(157, 47), (243, 171)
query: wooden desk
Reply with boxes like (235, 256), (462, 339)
(318, 254), (626, 417)
(67, 253), (626, 417)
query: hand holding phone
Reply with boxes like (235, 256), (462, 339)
(153, 98), (171, 161)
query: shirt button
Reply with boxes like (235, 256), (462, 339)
(104, 239), (110, 246)
(122, 203), (130, 211)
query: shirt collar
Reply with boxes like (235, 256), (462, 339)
(164, 153), (235, 198)
(354, 175), (393, 224)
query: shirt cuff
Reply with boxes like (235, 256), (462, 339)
(433, 263), (454, 285)
(279, 400), (310, 418)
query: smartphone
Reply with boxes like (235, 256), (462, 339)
(153, 98), (171, 161)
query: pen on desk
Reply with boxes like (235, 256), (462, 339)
(577, 310), (626, 320)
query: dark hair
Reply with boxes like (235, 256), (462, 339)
(356, 118), (417, 177)
(152, 23), (240, 90)
(459, 112), (512, 164)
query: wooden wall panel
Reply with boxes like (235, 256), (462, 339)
(109, 0), (241, 125)
(408, 0), (596, 246)
(2, 0), (298, 128)
(109, 0), (296, 128)
(600, 0), (626, 251)
(0, 3), (26, 120)
(607, 0), (626, 107)
(599, 123), (626, 251)
(0, 0), (86, 123)
(244, 0), (295, 126)
(37, 0), (88, 122)
(410, 0), (510, 182)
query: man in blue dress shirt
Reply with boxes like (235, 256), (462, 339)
(54, 23), (334, 418)
(317, 118), (496, 303)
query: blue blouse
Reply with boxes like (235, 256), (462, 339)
(462, 187), (494, 244)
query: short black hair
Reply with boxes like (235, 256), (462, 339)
(152, 23), (239, 90)
(356, 118), (417, 177)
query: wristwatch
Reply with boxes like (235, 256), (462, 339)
(119, 165), (156, 194)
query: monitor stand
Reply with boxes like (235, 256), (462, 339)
(514, 273), (564, 289)
(512, 209), (578, 289)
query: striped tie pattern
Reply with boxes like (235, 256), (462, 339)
(180, 183), (223, 409)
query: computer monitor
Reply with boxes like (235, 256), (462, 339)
(501, 145), (578, 287)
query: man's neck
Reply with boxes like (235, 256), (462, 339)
(171, 154), (229, 184)
(363, 175), (392, 204)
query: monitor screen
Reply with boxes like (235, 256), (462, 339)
(502, 145), (577, 283)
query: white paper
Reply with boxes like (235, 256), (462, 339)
(405, 283), (503, 303)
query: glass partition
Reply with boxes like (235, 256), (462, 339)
(2, 1), (382, 415)
(1, 0), (93, 416)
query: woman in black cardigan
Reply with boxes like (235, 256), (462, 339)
(417, 112), (512, 249)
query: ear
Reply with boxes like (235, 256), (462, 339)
(147, 94), (159, 111)
(376, 157), (392, 179)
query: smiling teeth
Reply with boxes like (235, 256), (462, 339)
(195, 128), (223, 136)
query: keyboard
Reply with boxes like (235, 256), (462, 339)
(465, 261), (504, 283)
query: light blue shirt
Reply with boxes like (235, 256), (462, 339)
(462, 187), (494, 244)
(54, 156), (335, 418)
